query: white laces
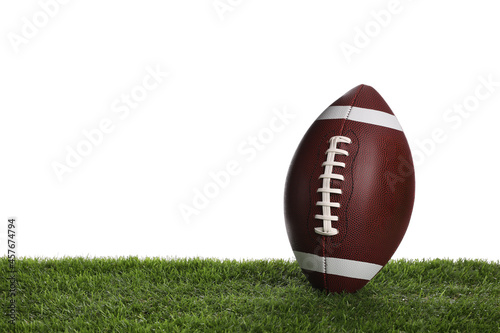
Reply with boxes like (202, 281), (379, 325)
(315, 136), (352, 236)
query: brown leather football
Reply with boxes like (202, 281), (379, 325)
(284, 84), (415, 293)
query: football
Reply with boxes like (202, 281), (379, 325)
(284, 84), (415, 293)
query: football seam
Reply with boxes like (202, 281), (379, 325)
(322, 131), (359, 293)
(323, 241), (329, 291)
(341, 129), (359, 247)
(340, 84), (365, 135)
(324, 85), (364, 292)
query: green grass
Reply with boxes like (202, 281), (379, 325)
(1, 257), (499, 332)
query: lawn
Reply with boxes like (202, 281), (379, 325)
(1, 257), (499, 332)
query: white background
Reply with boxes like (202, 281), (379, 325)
(1, 0), (499, 262)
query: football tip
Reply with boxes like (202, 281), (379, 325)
(331, 84), (394, 115)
